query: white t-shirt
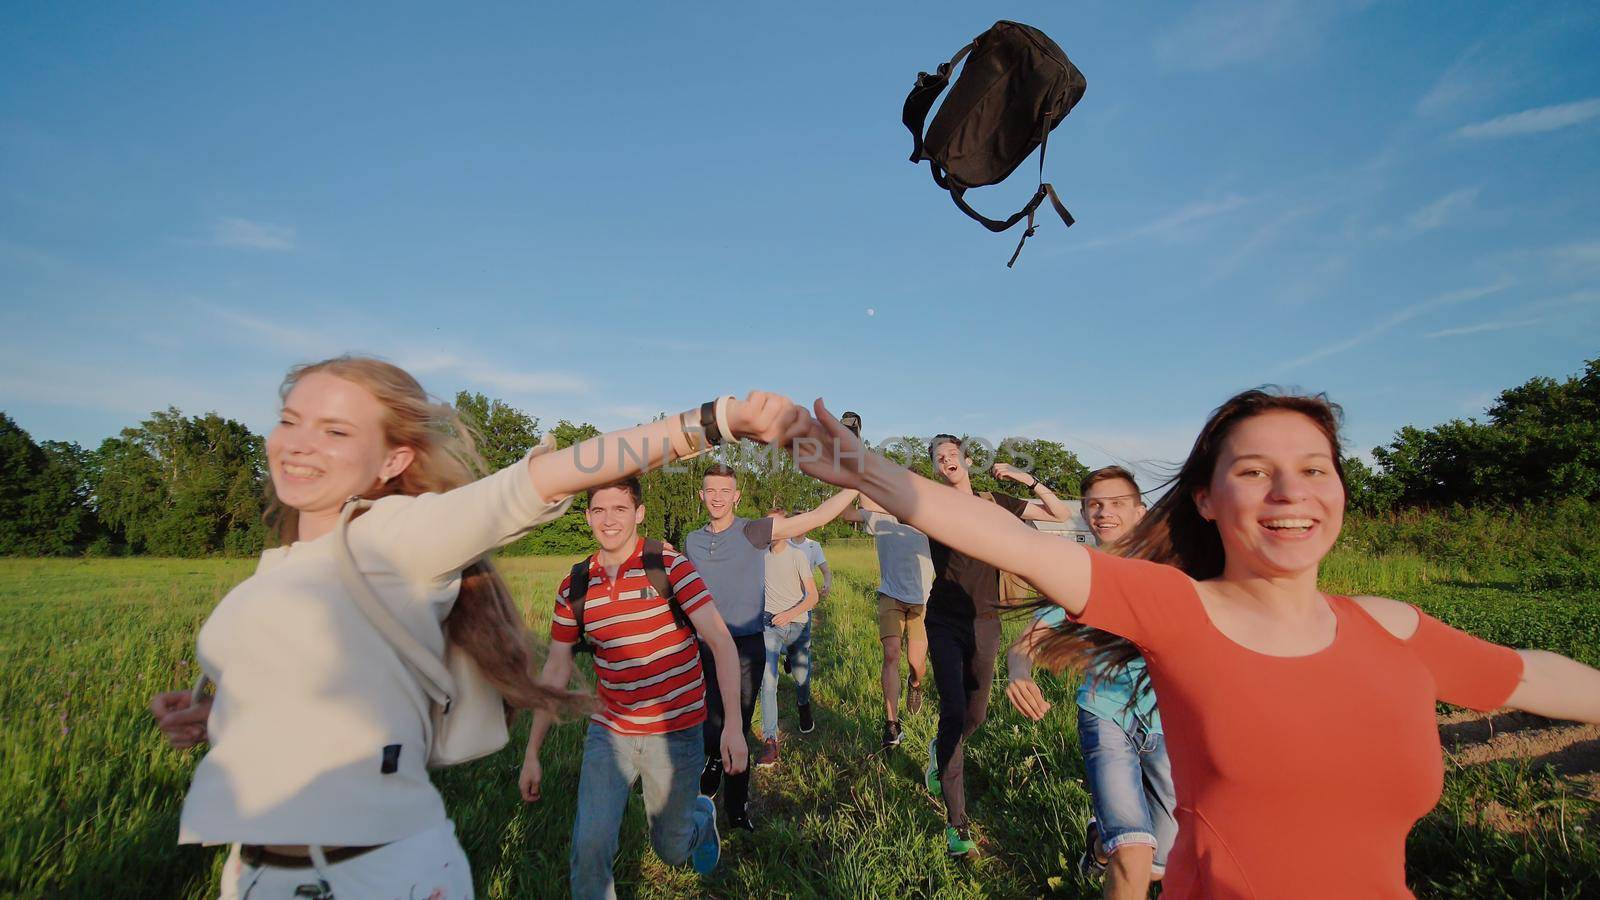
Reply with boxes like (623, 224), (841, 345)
(764, 544), (814, 623)
(789, 537), (826, 571)
(860, 510), (933, 606)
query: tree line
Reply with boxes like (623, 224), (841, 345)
(0, 391), (1092, 557)
(2, 356), (1594, 558)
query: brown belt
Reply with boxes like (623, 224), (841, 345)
(239, 843), (386, 869)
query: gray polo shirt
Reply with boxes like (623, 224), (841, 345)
(684, 516), (775, 637)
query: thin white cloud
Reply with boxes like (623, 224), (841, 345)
(1279, 277), (1514, 371)
(1551, 241), (1600, 271)
(1526, 288), (1600, 311)
(209, 306), (340, 357)
(1151, 0), (1372, 71)
(1424, 317), (1546, 339)
(1416, 43), (1491, 117)
(1076, 194), (1252, 250)
(1453, 97), (1600, 140)
(201, 310), (590, 397)
(213, 217), (297, 251)
(1211, 204), (1320, 280)
(0, 350), (260, 422)
(1152, 0), (1308, 71)
(1376, 187), (1480, 239)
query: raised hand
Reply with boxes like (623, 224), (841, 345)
(991, 462), (1035, 486)
(725, 391), (806, 446)
(779, 400), (868, 491)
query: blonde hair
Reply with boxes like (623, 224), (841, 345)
(268, 355), (585, 715)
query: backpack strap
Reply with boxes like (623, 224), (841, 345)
(948, 118), (1075, 266)
(641, 539), (694, 632)
(902, 41), (974, 163)
(568, 557), (595, 654)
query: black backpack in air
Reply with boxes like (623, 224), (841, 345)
(903, 21), (1087, 266)
(567, 539), (693, 655)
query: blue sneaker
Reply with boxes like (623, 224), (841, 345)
(925, 737), (941, 796)
(690, 794), (720, 874)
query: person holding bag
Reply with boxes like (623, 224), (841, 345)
(148, 355), (801, 899)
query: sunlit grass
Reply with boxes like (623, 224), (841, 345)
(1, 551), (1595, 898)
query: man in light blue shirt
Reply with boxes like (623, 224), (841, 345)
(1004, 466), (1175, 899)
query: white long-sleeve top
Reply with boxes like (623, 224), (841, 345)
(178, 449), (570, 845)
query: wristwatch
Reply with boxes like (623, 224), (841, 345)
(700, 401), (723, 446)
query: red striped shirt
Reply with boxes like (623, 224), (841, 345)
(552, 539), (714, 735)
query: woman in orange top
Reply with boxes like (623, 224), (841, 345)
(783, 390), (1600, 898)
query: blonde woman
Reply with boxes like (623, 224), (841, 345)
(149, 356), (792, 899)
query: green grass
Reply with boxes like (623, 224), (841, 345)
(2, 549), (1596, 898)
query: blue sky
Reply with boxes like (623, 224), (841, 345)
(3, 1), (1598, 486)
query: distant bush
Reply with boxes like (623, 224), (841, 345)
(1337, 497), (1600, 584)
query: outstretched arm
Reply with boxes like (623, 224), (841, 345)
(528, 392), (797, 502)
(1507, 650), (1600, 723)
(783, 400), (1093, 616)
(771, 489), (860, 542)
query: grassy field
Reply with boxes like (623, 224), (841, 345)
(2, 545), (1597, 898)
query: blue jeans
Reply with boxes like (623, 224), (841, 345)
(759, 615), (811, 740)
(1077, 706), (1178, 872)
(570, 721), (712, 900)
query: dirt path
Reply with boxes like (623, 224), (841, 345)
(1440, 710), (1600, 778)
(1438, 709), (1600, 833)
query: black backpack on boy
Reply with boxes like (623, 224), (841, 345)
(903, 20), (1087, 266)
(566, 539), (693, 655)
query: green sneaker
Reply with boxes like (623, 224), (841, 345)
(925, 737), (941, 796)
(945, 824), (977, 857)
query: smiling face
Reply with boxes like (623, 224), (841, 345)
(586, 485), (645, 555)
(700, 472), (740, 523)
(1082, 477), (1146, 546)
(1194, 410), (1346, 580)
(931, 437), (969, 487)
(265, 371), (414, 523)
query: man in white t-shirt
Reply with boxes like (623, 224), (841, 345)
(784, 526), (830, 680)
(843, 495), (934, 750)
(757, 508), (820, 766)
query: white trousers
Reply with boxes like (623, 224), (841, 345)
(218, 820), (473, 900)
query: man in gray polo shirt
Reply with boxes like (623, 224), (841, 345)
(684, 464), (857, 832)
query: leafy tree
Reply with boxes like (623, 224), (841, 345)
(0, 412), (43, 553)
(1340, 457), (1393, 514)
(454, 391), (541, 473)
(91, 408), (267, 556)
(1367, 357), (1600, 508)
(0, 414), (102, 554)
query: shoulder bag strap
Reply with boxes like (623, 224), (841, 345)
(334, 497), (455, 710)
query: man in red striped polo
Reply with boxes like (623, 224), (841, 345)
(519, 477), (748, 899)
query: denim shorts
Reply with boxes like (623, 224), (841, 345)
(1077, 705), (1178, 871)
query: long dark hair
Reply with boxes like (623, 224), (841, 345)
(1028, 388), (1350, 679)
